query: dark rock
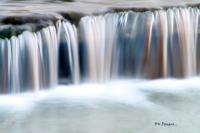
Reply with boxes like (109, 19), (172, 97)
(0, 14), (59, 39)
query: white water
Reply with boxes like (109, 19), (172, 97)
(1, 78), (200, 108)
(0, 78), (200, 132)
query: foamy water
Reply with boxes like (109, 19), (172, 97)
(0, 78), (199, 109)
(0, 79), (200, 133)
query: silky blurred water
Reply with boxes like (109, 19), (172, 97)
(0, 78), (200, 133)
(0, 1), (200, 133)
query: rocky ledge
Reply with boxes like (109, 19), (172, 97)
(0, 0), (200, 38)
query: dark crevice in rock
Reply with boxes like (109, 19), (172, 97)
(59, 12), (85, 26)
(1, 14), (57, 25)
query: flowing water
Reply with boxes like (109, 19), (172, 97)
(0, 0), (200, 133)
(0, 79), (200, 133)
(1, 7), (200, 93)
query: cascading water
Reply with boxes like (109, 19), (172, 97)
(58, 20), (80, 84)
(79, 7), (200, 80)
(0, 25), (59, 93)
(1, 1), (200, 132)
(1, 7), (200, 93)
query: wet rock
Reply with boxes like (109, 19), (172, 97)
(59, 12), (84, 26)
(0, 14), (59, 39)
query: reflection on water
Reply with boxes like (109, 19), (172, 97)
(0, 78), (200, 133)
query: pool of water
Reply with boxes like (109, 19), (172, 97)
(0, 78), (200, 133)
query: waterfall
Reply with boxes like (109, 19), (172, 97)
(0, 7), (200, 93)
(58, 20), (80, 84)
(79, 7), (200, 80)
(0, 25), (58, 93)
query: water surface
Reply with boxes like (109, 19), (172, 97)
(0, 79), (200, 133)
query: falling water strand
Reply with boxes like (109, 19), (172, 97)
(59, 20), (80, 84)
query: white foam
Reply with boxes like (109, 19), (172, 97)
(0, 78), (200, 111)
